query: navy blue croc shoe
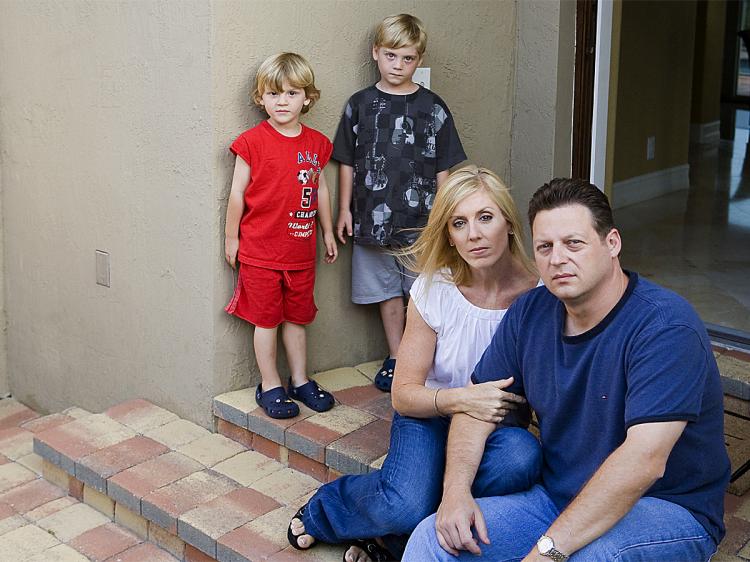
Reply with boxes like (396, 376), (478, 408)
(373, 357), (396, 393)
(288, 380), (335, 412)
(255, 384), (299, 419)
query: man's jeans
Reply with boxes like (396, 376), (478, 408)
(302, 412), (542, 547)
(404, 484), (717, 561)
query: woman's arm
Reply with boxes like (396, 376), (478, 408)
(392, 300), (525, 420)
(390, 299), (438, 417)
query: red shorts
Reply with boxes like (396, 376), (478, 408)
(225, 264), (317, 328)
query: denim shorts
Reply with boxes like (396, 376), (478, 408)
(351, 244), (417, 304)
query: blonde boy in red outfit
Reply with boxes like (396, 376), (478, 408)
(224, 53), (337, 419)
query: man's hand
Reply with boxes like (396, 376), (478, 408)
(323, 232), (338, 264)
(435, 487), (489, 556)
(522, 546), (547, 562)
(225, 236), (239, 269)
(336, 209), (353, 244)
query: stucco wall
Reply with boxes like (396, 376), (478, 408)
(209, 1), (519, 393)
(0, 168), (6, 397)
(0, 0), (520, 425)
(612, 1), (697, 183)
(0, 1), (216, 423)
(510, 0), (575, 241)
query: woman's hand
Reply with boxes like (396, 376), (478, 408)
(458, 378), (526, 423)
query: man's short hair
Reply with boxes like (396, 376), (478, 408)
(528, 178), (615, 237)
(374, 14), (427, 55)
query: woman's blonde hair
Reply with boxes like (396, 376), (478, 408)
(252, 52), (320, 114)
(401, 165), (535, 287)
(374, 14), (427, 55)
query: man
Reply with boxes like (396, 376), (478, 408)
(404, 178), (730, 561)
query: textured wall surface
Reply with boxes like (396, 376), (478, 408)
(0, 1), (216, 423)
(612, 1), (697, 183)
(510, 0), (575, 241)
(210, 1), (519, 394)
(0, 166), (6, 396)
(0, 0), (522, 425)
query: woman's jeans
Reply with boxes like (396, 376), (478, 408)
(302, 412), (542, 549)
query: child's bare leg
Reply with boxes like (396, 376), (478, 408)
(282, 322), (308, 388)
(253, 326), (283, 390)
(379, 296), (406, 358)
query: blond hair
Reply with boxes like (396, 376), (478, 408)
(401, 165), (535, 287)
(252, 52), (320, 114)
(374, 14), (427, 55)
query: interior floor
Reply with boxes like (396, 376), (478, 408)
(618, 122), (750, 335)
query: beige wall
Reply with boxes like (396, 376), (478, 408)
(691, 0), (726, 125)
(510, 0), (575, 240)
(0, 0), (524, 426)
(612, 1), (697, 183)
(0, 167), (6, 397)
(0, 0), (215, 422)
(210, 0), (520, 402)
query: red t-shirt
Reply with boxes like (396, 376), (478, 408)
(231, 121), (333, 270)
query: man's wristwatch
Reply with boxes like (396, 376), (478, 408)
(536, 535), (569, 561)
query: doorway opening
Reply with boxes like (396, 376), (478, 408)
(578, 0), (750, 345)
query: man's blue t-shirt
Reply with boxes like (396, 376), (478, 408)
(471, 272), (730, 544)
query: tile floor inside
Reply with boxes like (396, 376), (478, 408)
(618, 128), (750, 335)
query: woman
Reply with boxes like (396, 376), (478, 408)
(288, 165), (542, 561)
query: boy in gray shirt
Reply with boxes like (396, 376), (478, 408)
(333, 13), (466, 391)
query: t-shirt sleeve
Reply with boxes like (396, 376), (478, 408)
(319, 136), (334, 168)
(331, 99), (357, 166)
(230, 132), (252, 166)
(471, 302), (529, 427)
(624, 324), (710, 428)
(409, 274), (441, 333)
(470, 302), (523, 394)
(434, 101), (467, 172)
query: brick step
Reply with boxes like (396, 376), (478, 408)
(714, 345), (750, 418)
(213, 361), (393, 483)
(31, 398), (343, 561)
(0, 398), (180, 561)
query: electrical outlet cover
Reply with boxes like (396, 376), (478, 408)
(95, 250), (110, 287)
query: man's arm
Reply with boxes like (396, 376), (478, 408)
(435, 413), (496, 555)
(523, 420), (686, 561)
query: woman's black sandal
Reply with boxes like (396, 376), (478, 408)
(288, 504), (314, 550)
(343, 539), (394, 562)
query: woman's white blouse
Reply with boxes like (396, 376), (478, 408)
(409, 270), (508, 390)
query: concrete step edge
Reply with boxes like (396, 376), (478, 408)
(32, 398), (342, 562)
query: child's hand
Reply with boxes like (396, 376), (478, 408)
(225, 236), (240, 269)
(323, 232), (338, 264)
(336, 209), (353, 244)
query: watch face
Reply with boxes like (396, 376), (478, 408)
(538, 536), (554, 553)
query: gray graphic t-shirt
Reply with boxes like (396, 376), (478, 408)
(332, 85), (466, 247)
